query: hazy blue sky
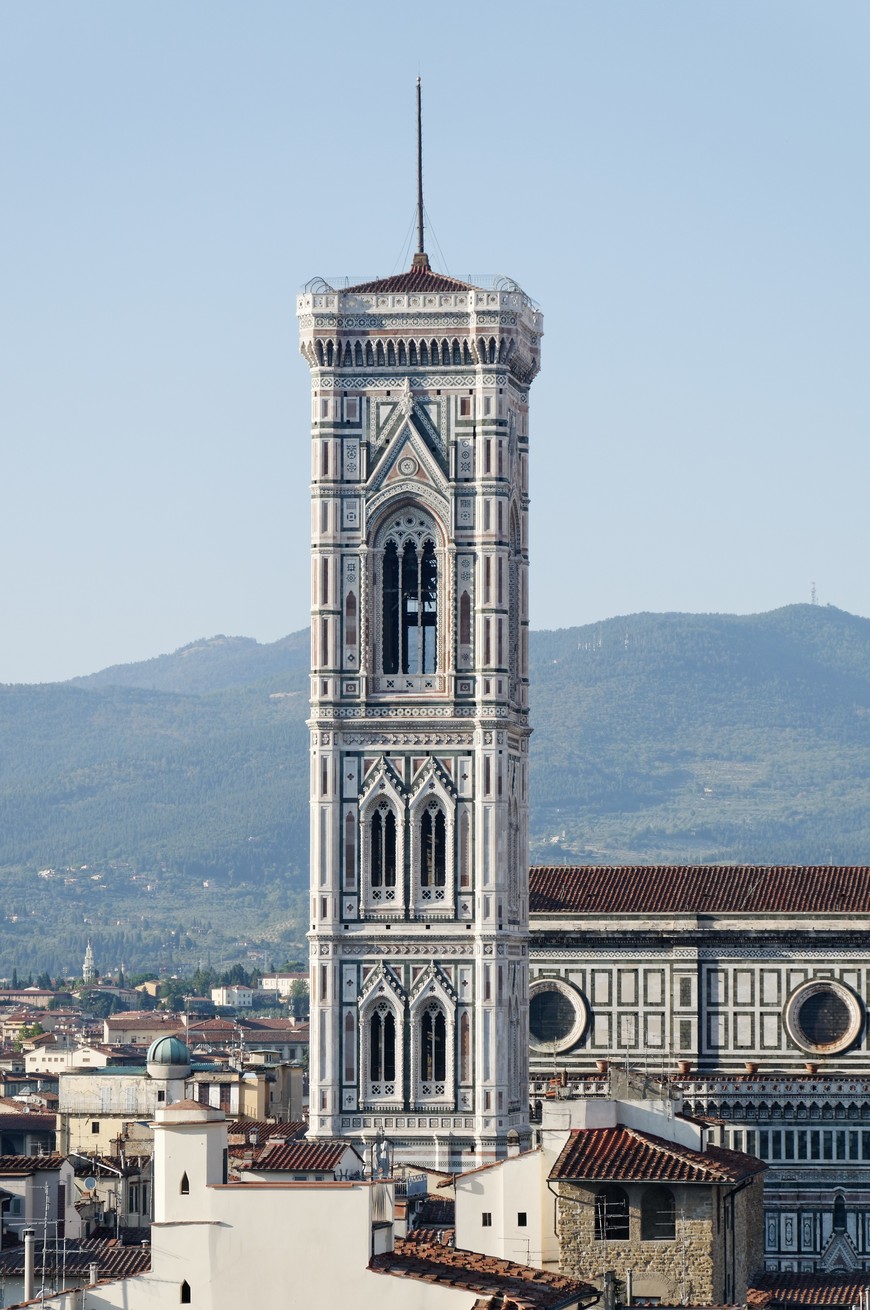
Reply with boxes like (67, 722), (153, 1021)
(2, 2), (868, 683)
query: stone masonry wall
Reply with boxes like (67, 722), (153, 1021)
(557, 1182), (716, 1305)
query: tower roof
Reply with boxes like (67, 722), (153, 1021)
(342, 265), (476, 296)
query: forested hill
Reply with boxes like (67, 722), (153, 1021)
(530, 604), (870, 865)
(2, 604), (870, 974)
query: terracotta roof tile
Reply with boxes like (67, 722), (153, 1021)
(226, 1119), (307, 1144)
(530, 865), (870, 915)
(372, 1239), (597, 1309)
(246, 1140), (362, 1174)
(343, 267), (475, 295)
(549, 1128), (766, 1185)
(0, 1239), (151, 1279)
(747, 1273), (870, 1308)
(0, 1154), (64, 1174)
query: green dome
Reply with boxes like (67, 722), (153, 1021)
(146, 1035), (191, 1066)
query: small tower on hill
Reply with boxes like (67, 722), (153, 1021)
(82, 939), (96, 985)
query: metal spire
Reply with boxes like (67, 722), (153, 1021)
(412, 77), (430, 270)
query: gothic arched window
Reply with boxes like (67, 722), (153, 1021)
(381, 536), (437, 675)
(420, 1005), (446, 1084)
(420, 806), (446, 887)
(594, 1186), (630, 1240)
(834, 1193), (847, 1231)
(641, 1186), (676, 1240)
(370, 807), (397, 889)
(369, 1006), (397, 1084)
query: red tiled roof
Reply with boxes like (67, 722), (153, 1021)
(344, 267), (474, 295)
(0, 1153), (64, 1175)
(371, 1239), (597, 1310)
(226, 1119), (307, 1144)
(549, 1128), (766, 1185)
(530, 865), (870, 915)
(246, 1140), (361, 1174)
(747, 1273), (870, 1308)
(0, 1239), (151, 1279)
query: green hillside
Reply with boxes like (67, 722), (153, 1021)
(2, 604), (869, 975)
(530, 605), (870, 865)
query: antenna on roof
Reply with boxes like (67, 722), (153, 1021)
(412, 78), (430, 271)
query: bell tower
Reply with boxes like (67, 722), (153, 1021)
(298, 98), (542, 1167)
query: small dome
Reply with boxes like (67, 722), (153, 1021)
(147, 1035), (191, 1066)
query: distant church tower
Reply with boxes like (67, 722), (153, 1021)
(299, 85), (542, 1169)
(83, 939), (96, 985)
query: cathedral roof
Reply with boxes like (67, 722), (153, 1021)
(530, 864), (870, 915)
(747, 1273), (870, 1308)
(549, 1127), (766, 1186)
(342, 266), (475, 295)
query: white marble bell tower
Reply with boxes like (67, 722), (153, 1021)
(298, 201), (542, 1167)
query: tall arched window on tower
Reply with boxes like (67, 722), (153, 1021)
(379, 513), (439, 679)
(369, 804), (397, 901)
(368, 1003), (397, 1096)
(419, 1003), (447, 1091)
(420, 804), (446, 888)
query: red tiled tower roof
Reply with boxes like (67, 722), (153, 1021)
(343, 266), (475, 295)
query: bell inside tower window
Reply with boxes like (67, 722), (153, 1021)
(382, 535), (438, 674)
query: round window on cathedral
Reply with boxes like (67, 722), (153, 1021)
(528, 979), (589, 1054)
(784, 979), (863, 1056)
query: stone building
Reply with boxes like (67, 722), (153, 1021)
(528, 863), (870, 1273)
(549, 1121), (765, 1305)
(299, 231), (543, 1168)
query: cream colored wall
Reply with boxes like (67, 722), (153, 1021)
(454, 1150), (560, 1268)
(48, 1111), (492, 1310)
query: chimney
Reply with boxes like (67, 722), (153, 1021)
(89, 1260), (100, 1285)
(23, 1229), (35, 1302)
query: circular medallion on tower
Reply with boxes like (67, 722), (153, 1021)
(784, 979), (863, 1056)
(398, 456), (419, 477)
(528, 978), (589, 1054)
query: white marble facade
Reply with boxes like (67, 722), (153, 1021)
(298, 265), (542, 1168)
(529, 869), (870, 1271)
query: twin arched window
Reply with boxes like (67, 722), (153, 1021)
(370, 806), (397, 889)
(420, 804), (446, 887)
(369, 1005), (397, 1086)
(420, 1004), (447, 1083)
(382, 537), (438, 674)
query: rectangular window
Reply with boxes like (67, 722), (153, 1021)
(771, 1133), (782, 1161)
(850, 1131), (859, 1159)
(783, 1130), (794, 1159)
(862, 1131), (870, 1160)
(517, 1212), (527, 1227)
(484, 440), (492, 474)
(321, 440), (329, 474)
(823, 1130), (833, 1160)
(837, 1131), (847, 1160)
(797, 1130), (807, 1160)
(482, 1212), (492, 1227)
(759, 1131), (769, 1158)
(811, 1131), (821, 1160)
